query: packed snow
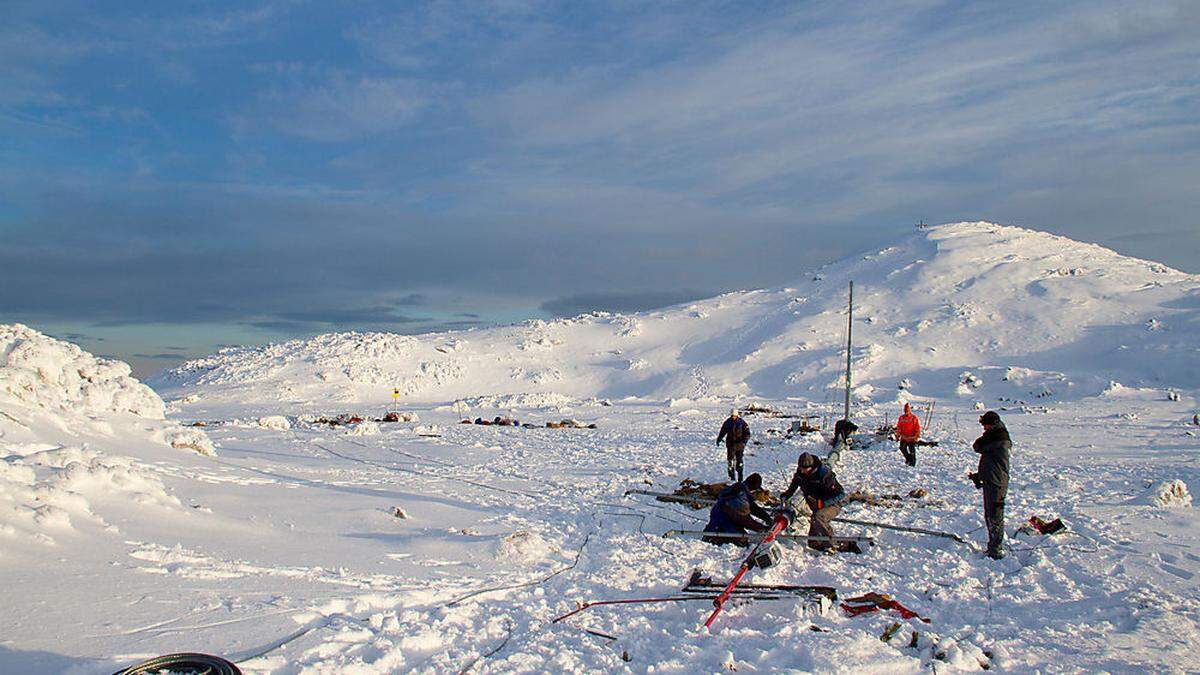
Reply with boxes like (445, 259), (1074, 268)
(2, 222), (1199, 673)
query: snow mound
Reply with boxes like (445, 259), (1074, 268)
(256, 415), (292, 431)
(160, 428), (217, 456)
(495, 530), (559, 564)
(346, 421), (381, 436)
(1148, 480), (1193, 508)
(0, 324), (164, 418)
(0, 324), (216, 456)
(0, 444), (181, 544)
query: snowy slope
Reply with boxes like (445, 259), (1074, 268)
(153, 222), (1200, 417)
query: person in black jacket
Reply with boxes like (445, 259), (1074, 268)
(703, 473), (771, 544)
(970, 410), (1011, 559)
(716, 409), (751, 482)
(780, 452), (857, 552)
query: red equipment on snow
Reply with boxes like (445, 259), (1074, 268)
(840, 592), (931, 623)
(703, 505), (797, 629)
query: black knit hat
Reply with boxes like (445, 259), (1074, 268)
(797, 452), (819, 468)
(979, 410), (1001, 425)
(745, 473), (763, 490)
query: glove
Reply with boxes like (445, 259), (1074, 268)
(772, 503), (799, 527)
(968, 472), (983, 489)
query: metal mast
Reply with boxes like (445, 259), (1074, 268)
(843, 281), (853, 421)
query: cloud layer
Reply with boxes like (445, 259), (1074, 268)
(2, 0), (1198, 367)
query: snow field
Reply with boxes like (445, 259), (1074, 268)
(2, 221), (1199, 672)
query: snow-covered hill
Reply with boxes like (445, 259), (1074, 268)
(0, 324), (215, 551)
(154, 222), (1200, 414)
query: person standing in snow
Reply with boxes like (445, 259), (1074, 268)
(780, 452), (858, 553)
(970, 410), (1011, 560)
(702, 473), (772, 544)
(716, 409), (751, 482)
(896, 402), (921, 467)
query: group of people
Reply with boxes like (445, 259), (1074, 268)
(705, 405), (1012, 560)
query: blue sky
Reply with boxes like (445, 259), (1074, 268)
(2, 1), (1199, 376)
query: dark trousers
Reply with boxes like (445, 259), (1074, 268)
(808, 504), (842, 551)
(983, 483), (1007, 555)
(726, 442), (745, 482)
(899, 441), (917, 466)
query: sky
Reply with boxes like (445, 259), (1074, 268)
(2, 0), (1199, 377)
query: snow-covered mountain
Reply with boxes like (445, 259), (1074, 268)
(154, 221), (1200, 412)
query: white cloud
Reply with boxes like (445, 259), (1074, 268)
(461, 1), (1199, 227)
(249, 67), (432, 142)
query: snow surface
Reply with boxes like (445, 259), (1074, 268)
(3, 223), (1200, 673)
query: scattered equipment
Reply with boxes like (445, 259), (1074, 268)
(1022, 515), (1067, 535)
(751, 541), (784, 569)
(703, 505), (799, 629)
(841, 592), (931, 623)
(632, 489), (962, 544)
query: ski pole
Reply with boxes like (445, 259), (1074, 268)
(552, 596), (710, 623)
(831, 516), (964, 543)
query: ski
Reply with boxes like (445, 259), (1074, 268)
(683, 570), (838, 601)
(624, 489), (713, 507)
(663, 529), (874, 546)
(550, 593), (787, 624)
(830, 517), (965, 543)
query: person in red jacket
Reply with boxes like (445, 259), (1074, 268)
(896, 402), (921, 467)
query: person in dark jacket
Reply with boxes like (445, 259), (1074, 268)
(970, 410), (1011, 559)
(716, 409), (751, 482)
(780, 453), (856, 552)
(831, 419), (858, 447)
(703, 473), (771, 544)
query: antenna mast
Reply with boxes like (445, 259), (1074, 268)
(843, 281), (853, 421)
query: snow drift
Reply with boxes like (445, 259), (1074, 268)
(1, 323), (164, 419)
(0, 323), (214, 455)
(0, 325), (216, 557)
(154, 222), (1200, 413)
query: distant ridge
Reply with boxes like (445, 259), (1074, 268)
(151, 222), (1200, 411)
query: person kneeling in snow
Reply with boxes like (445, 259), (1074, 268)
(703, 473), (772, 545)
(781, 452), (858, 553)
